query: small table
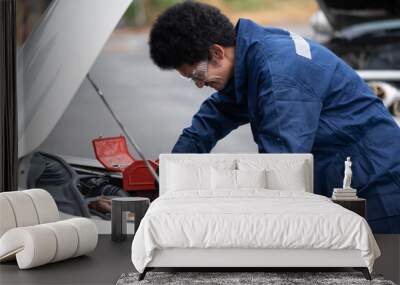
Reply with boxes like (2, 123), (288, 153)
(112, 197), (150, 242)
(331, 198), (366, 218)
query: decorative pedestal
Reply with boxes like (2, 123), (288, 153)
(331, 198), (366, 218)
(332, 187), (358, 200)
(111, 197), (150, 242)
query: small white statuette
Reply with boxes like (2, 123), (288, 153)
(342, 157), (353, 190)
(332, 157), (357, 199)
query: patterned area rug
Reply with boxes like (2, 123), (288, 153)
(116, 271), (396, 285)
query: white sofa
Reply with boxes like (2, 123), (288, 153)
(0, 189), (98, 269)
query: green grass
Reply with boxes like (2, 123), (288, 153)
(222, 0), (277, 11)
(222, 0), (314, 12)
(150, 0), (183, 10)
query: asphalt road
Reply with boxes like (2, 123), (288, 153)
(39, 32), (255, 160)
(38, 25), (313, 160)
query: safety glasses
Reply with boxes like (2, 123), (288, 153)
(180, 60), (208, 83)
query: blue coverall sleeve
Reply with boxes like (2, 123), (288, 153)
(172, 92), (249, 153)
(257, 70), (323, 153)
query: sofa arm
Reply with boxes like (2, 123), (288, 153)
(0, 189), (59, 237)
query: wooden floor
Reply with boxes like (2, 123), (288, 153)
(0, 235), (134, 285)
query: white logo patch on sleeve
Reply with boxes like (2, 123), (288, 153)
(289, 32), (312, 60)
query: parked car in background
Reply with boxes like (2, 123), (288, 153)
(311, 0), (400, 121)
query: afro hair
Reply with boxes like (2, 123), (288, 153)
(149, 1), (235, 69)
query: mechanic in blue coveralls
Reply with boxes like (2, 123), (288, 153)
(149, 2), (400, 233)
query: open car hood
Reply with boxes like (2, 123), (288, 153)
(317, 0), (400, 30)
(17, 0), (133, 158)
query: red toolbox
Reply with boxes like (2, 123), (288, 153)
(92, 135), (158, 191)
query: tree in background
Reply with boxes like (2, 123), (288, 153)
(121, 0), (316, 28)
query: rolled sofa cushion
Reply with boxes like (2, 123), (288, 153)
(0, 191), (40, 228)
(0, 225), (57, 268)
(42, 221), (79, 262)
(0, 218), (98, 269)
(24, 189), (60, 224)
(64, 218), (98, 257)
(0, 189), (59, 237)
(0, 196), (17, 237)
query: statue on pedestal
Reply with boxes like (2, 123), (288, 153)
(342, 157), (353, 190)
(333, 157), (357, 199)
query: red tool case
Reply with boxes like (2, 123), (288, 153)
(92, 136), (158, 191)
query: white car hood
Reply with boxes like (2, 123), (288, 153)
(17, 0), (133, 158)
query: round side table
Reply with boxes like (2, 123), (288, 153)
(111, 197), (150, 242)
